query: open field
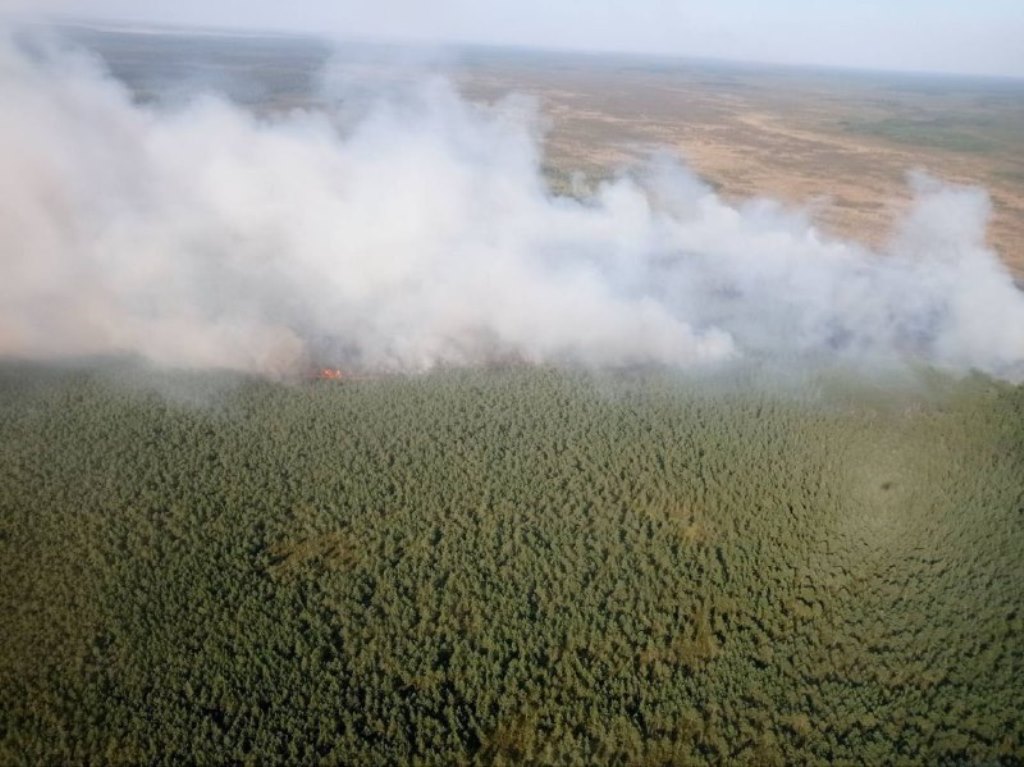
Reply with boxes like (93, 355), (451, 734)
(1, 361), (1022, 764)
(458, 52), (1024, 275)
(60, 27), (1024, 274)
(64, 27), (1024, 274)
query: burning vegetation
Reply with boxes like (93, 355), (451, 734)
(316, 367), (348, 381)
(310, 367), (379, 382)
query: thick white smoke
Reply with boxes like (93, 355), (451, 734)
(2, 36), (1024, 378)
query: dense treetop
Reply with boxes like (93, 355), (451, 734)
(1, 361), (1022, 765)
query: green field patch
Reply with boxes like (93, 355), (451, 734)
(839, 117), (999, 153)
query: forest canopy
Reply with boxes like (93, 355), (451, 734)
(0, 360), (1022, 765)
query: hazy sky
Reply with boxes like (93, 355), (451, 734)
(6, 0), (1024, 78)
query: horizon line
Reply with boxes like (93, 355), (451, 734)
(17, 14), (1024, 85)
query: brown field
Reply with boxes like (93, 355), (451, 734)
(458, 52), (1024, 275)
(65, 28), (1024, 275)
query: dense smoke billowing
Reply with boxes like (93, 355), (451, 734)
(3, 36), (1024, 377)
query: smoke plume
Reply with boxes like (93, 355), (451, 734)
(2, 35), (1023, 378)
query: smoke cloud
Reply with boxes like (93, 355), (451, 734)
(2, 35), (1024, 379)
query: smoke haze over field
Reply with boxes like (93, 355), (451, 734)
(3, 35), (1024, 379)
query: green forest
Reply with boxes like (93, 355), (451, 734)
(1, 360), (1022, 765)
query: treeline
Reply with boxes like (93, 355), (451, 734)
(0, 360), (1022, 765)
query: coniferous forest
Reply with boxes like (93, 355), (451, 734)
(1, 360), (1022, 765)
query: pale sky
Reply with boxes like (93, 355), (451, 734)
(8, 0), (1024, 78)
